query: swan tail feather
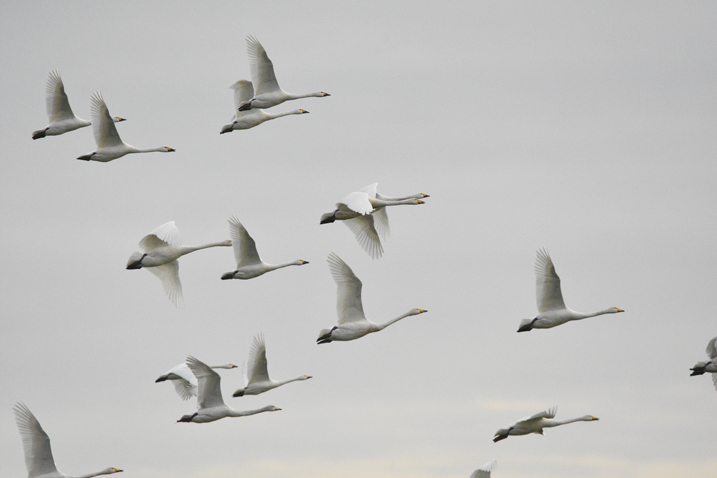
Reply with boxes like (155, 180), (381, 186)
(177, 413), (197, 423)
(32, 128), (47, 140)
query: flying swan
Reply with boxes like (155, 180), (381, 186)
(177, 356), (281, 423)
(493, 406), (598, 442)
(470, 460), (498, 478)
(13, 402), (123, 478)
(690, 336), (717, 390)
(77, 91), (174, 162)
(156, 361), (237, 400)
(220, 80), (309, 133)
(126, 221), (232, 308)
(237, 35), (330, 111)
(317, 252), (427, 343)
(32, 69), (125, 140)
(517, 248), (624, 332)
(221, 216), (308, 280)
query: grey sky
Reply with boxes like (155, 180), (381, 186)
(1, 1), (716, 477)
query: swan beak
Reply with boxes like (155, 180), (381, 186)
(230, 364), (237, 368)
(419, 309), (427, 313)
(113, 469), (123, 473)
(116, 117), (126, 122)
(422, 193), (430, 198)
(591, 416), (599, 420)
(300, 109), (309, 113)
(322, 92), (330, 96)
(417, 199), (424, 204)
(167, 147), (175, 152)
(616, 308), (625, 313)
(301, 260), (309, 264)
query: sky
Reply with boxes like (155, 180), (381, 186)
(1, 1), (716, 477)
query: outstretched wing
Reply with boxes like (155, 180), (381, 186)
(228, 216), (262, 267)
(13, 403), (59, 478)
(535, 249), (566, 313)
(89, 91), (123, 148)
(230, 80), (256, 120)
(706, 336), (717, 359)
(247, 333), (270, 384)
(146, 260), (184, 308)
(246, 35), (280, 95)
(469, 459), (497, 478)
(327, 253), (367, 325)
(339, 191), (374, 215)
(139, 221), (182, 251)
(343, 215), (383, 260)
(186, 356), (225, 409)
(45, 69), (75, 122)
(518, 406), (558, 425)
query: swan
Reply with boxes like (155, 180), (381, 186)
(126, 221), (232, 308)
(32, 70), (126, 140)
(221, 216), (308, 280)
(317, 252), (427, 343)
(493, 406), (598, 442)
(220, 80), (309, 133)
(13, 403), (123, 478)
(320, 183), (427, 259)
(690, 336), (717, 390)
(237, 35), (330, 111)
(470, 460), (497, 478)
(156, 362), (237, 400)
(232, 333), (311, 397)
(177, 356), (281, 423)
(517, 249), (624, 332)
(77, 91), (174, 162)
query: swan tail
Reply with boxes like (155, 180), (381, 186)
(320, 212), (336, 224)
(238, 100), (253, 111)
(220, 124), (233, 134)
(690, 366), (706, 376)
(317, 327), (335, 344)
(177, 413), (197, 423)
(517, 318), (536, 332)
(232, 389), (245, 397)
(77, 153), (95, 161)
(155, 374), (168, 383)
(32, 128), (47, 140)
(493, 433), (509, 443)
(221, 272), (235, 280)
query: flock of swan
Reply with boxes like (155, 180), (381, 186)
(16, 34), (716, 478)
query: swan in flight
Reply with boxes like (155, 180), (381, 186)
(32, 70), (126, 140)
(317, 252), (427, 343)
(517, 249), (624, 332)
(470, 460), (497, 478)
(77, 91), (174, 162)
(237, 35), (330, 111)
(220, 80), (309, 133)
(156, 362), (237, 400)
(13, 403), (123, 478)
(690, 336), (717, 390)
(493, 406), (598, 442)
(221, 216), (308, 280)
(233, 333), (311, 397)
(126, 221), (232, 308)
(177, 356), (281, 423)
(320, 183), (427, 259)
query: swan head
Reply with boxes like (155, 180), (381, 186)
(300, 109), (309, 114)
(409, 308), (428, 316)
(319, 92), (330, 97)
(609, 307), (625, 314)
(113, 117), (126, 122)
(264, 405), (282, 412)
(163, 147), (176, 152)
(101, 468), (123, 475)
(300, 375), (312, 380)
(583, 415), (599, 421)
(297, 260), (310, 265)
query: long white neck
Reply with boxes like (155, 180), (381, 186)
(376, 310), (416, 331)
(369, 198), (421, 208)
(266, 109), (306, 120)
(75, 469), (118, 478)
(266, 260), (305, 272)
(178, 240), (232, 256)
(543, 416), (594, 428)
(210, 364), (235, 369)
(131, 146), (171, 153)
(276, 376), (308, 387)
(228, 406), (276, 418)
(573, 308), (616, 320)
(376, 193), (427, 201)
(286, 91), (325, 100)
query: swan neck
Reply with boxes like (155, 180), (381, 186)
(371, 198), (417, 207)
(229, 406), (271, 417)
(180, 241), (230, 254)
(376, 311), (413, 331)
(75, 471), (113, 478)
(544, 416), (586, 427)
(575, 308), (613, 320)
(267, 110), (302, 119)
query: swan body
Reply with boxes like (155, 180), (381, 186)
(517, 249), (624, 332)
(232, 333), (311, 397)
(493, 406), (598, 442)
(470, 460), (497, 478)
(126, 221), (232, 308)
(156, 362), (237, 400)
(690, 336), (717, 390)
(77, 91), (174, 162)
(220, 80), (309, 133)
(317, 252), (427, 343)
(32, 70), (125, 140)
(237, 35), (329, 111)
(221, 216), (308, 280)
(177, 356), (281, 423)
(13, 403), (123, 478)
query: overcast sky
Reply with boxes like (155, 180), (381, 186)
(1, 1), (716, 477)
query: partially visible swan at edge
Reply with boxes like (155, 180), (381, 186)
(177, 356), (281, 423)
(156, 362), (237, 400)
(493, 406), (598, 442)
(317, 252), (427, 343)
(13, 402), (123, 478)
(233, 333), (311, 397)
(126, 221), (232, 308)
(517, 248), (624, 332)
(77, 91), (174, 162)
(470, 460), (497, 478)
(237, 35), (330, 111)
(32, 69), (125, 140)
(220, 80), (309, 133)
(690, 336), (717, 390)
(221, 216), (308, 280)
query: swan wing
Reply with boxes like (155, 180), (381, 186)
(186, 356), (225, 409)
(519, 406), (558, 424)
(358, 183), (379, 198)
(371, 207), (391, 242)
(139, 221), (183, 252)
(13, 403), (59, 478)
(246, 35), (280, 95)
(247, 333), (270, 384)
(339, 191), (374, 215)
(707, 337), (717, 359)
(89, 91), (123, 148)
(172, 378), (198, 400)
(535, 249), (566, 312)
(343, 216), (384, 260)
(45, 69), (75, 122)
(228, 216), (262, 267)
(146, 260), (184, 308)
(327, 253), (367, 325)
(469, 460), (497, 478)
(230, 80), (255, 119)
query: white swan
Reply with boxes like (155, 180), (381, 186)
(237, 35), (329, 111)
(470, 460), (497, 478)
(220, 80), (309, 133)
(156, 362), (237, 400)
(77, 91), (174, 162)
(13, 403), (123, 478)
(690, 336), (717, 390)
(493, 406), (598, 442)
(317, 252), (427, 343)
(126, 221), (232, 308)
(221, 216), (308, 280)
(177, 356), (281, 423)
(517, 249), (624, 332)
(232, 333), (311, 397)
(32, 70), (126, 140)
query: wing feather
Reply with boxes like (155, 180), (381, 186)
(247, 333), (270, 384)
(343, 216), (383, 260)
(139, 221), (182, 251)
(339, 191), (374, 215)
(519, 406), (558, 424)
(327, 253), (367, 325)
(146, 261), (184, 308)
(469, 460), (497, 478)
(706, 336), (717, 359)
(89, 91), (123, 148)
(246, 35), (280, 95)
(535, 249), (566, 312)
(186, 356), (225, 409)
(46, 69), (75, 122)
(228, 216), (262, 267)
(13, 403), (59, 478)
